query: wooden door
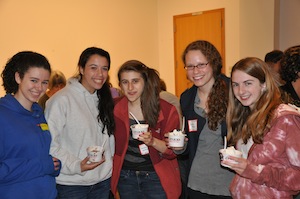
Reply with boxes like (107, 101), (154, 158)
(174, 8), (225, 97)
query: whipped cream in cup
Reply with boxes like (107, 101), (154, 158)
(87, 146), (103, 162)
(168, 129), (186, 147)
(130, 124), (149, 139)
(219, 146), (242, 168)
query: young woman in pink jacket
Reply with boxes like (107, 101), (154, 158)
(225, 57), (300, 198)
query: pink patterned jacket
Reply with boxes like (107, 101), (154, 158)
(230, 104), (300, 199)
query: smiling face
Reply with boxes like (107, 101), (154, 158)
(14, 67), (50, 111)
(119, 70), (145, 105)
(80, 54), (109, 93)
(231, 69), (266, 110)
(185, 50), (215, 90)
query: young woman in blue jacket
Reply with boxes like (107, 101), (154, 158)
(0, 51), (61, 199)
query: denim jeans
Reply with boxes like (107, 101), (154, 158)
(118, 169), (166, 199)
(56, 178), (110, 199)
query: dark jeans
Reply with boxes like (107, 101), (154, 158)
(56, 178), (110, 199)
(118, 169), (166, 199)
(188, 187), (232, 199)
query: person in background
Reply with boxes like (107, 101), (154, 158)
(111, 60), (181, 199)
(280, 45), (300, 107)
(107, 75), (122, 98)
(159, 78), (182, 127)
(174, 40), (234, 199)
(225, 57), (300, 198)
(38, 70), (66, 110)
(0, 51), (61, 199)
(264, 49), (284, 85)
(265, 50), (283, 73)
(159, 78), (187, 199)
(45, 47), (115, 199)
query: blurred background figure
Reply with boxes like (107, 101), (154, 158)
(107, 75), (122, 98)
(38, 70), (66, 110)
(280, 45), (300, 107)
(265, 50), (283, 73)
(264, 49), (284, 85)
(159, 78), (182, 127)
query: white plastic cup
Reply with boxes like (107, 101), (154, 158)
(219, 148), (242, 168)
(87, 146), (103, 162)
(130, 124), (149, 139)
(169, 133), (185, 147)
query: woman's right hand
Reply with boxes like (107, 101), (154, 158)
(52, 157), (61, 171)
(80, 154), (106, 172)
(164, 132), (188, 151)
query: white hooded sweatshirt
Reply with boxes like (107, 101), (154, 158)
(45, 77), (114, 185)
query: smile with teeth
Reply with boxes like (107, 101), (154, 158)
(30, 90), (41, 96)
(94, 79), (103, 83)
(193, 75), (204, 80)
(240, 95), (250, 100)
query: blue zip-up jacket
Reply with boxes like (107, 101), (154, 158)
(0, 94), (60, 199)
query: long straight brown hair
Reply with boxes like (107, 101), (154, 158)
(118, 60), (161, 128)
(227, 57), (282, 145)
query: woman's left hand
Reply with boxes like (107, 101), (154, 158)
(222, 156), (248, 175)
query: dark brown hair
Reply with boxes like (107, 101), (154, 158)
(118, 60), (161, 128)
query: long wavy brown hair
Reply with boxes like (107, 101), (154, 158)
(182, 40), (228, 130)
(227, 57), (282, 145)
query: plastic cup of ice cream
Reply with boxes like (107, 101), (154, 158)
(219, 146), (242, 168)
(168, 129), (186, 147)
(87, 146), (103, 162)
(130, 124), (149, 139)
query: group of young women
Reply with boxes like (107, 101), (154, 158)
(1, 41), (300, 199)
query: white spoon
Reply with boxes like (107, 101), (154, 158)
(129, 112), (141, 125)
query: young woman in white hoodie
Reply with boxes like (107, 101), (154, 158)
(45, 47), (115, 199)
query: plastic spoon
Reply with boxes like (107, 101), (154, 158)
(224, 136), (227, 149)
(181, 117), (185, 132)
(129, 112), (141, 125)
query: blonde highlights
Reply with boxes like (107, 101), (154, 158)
(227, 57), (282, 145)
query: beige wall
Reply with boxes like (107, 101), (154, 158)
(0, 0), (159, 96)
(0, 0), (276, 96)
(239, 0), (275, 59)
(279, 0), (300, 50)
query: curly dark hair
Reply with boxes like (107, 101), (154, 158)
(1, 51), (51, 94)
(280, 45), (300, 82)
(182, 40), (228, 130)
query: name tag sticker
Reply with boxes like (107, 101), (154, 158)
(188, 119), (198, 132)
(139, 144), (149, 155)
(39, 123), (49, 131)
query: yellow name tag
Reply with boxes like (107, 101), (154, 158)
(39, 123), (49, 131)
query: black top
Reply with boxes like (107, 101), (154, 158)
(281, 82), (300, 106)
(122, 119), (154, 171)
